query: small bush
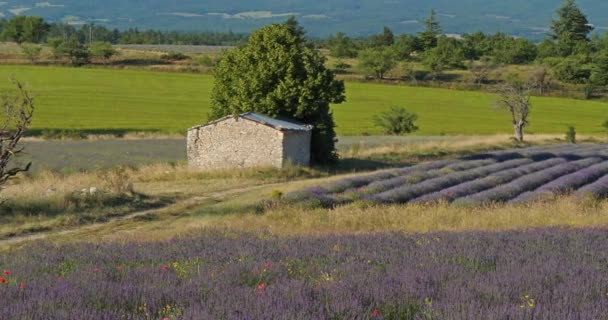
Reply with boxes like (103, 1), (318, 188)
(565, 126), (576, 143)
(161, 52), (190, 61)
(333, 61), (351, 74)
(195, 55), (215, 67)
(373, 106), (419, 135)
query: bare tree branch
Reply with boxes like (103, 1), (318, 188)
(495, 81), (532, 142)
(0, 78), (34, 188)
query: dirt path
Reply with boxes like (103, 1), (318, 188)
(0, 183), (284, 247)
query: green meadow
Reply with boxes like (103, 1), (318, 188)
(0, 65), (606, 135)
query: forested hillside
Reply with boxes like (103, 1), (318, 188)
(2, 0), (608, 38)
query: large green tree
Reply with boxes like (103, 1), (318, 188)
(551, 0), (593, 56)
(358, 47), (397, 79)
(210, 23), (346, 164)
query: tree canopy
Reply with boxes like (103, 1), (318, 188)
(419, 9), (442, 50)
(210, 22), (346, 164)
(1, 16), (49, 44)
(550, 0), (593, 56)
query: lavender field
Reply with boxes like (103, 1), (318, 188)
(2, 229), (608, 319)
(284, 144), (608, 207)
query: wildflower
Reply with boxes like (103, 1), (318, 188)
(162, 318), (170, 320)
(19, 283), (25, 289)
(117, 265), (124, 271)
(0, 278), (5, 284)
(264, 262), (272, 270)
(4, 270), (10, 276)
(257, 283), (266, 295)
(162, 265), (170, 272)
(371, 309), (381, 317)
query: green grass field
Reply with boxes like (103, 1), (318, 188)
(0, 65), (607, 135)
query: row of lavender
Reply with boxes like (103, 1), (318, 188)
(283, 144), (608, 206)
(2, 229), (608, 319)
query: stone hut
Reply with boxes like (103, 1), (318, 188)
(187, 112), (313, 170)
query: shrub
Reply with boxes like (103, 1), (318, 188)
(603, 120), (608, 134)
(373, 107), (419, 135)
(333, 60), (351, 74)
(195, 55), (215, 67)
(161, 52), (190, 61)
(565, 126), (576, 143)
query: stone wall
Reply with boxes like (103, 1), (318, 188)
(282, 130), (312, 167)
(187, 117), (286, 170)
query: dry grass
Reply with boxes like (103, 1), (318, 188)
(1, 135), (604, 246)
(340, 134), (588, 159)
(50, 193), (608, 245)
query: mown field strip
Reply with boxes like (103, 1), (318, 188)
(0, 66), (607, 135)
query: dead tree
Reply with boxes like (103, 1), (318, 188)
(0, 79), (34, 187)
(495, 81), (531, 142)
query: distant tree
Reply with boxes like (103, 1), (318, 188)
(328, 32), (357, 58)
(61, 38), (90, 66)
(419, 9), (442, 51)
(371, 26), (395, 47)
(495, 81), (532, 142)
(46, 37), (65, 59)
(20, 43), (42, 63)
(210, 24), (346, 164)
(590, 51), (608, 87)
(392, 34), (420, 60)
(89, 41), (116, 62)
(284, 16), (306, 40)
(373, 107), (419, 135)
(0, 79), (35, 188)
(422, 37), (465, 80)
(1, 16), (49, 44)
(358, 47), (397, 79)
(493, 37), (538, 64)
(546, 55), (591, 84)
(462, 32), (492, 61)
(551, 0), (593, 56)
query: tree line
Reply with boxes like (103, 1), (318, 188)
(322, 0), (608, 97)
(0, 16), (248, 46)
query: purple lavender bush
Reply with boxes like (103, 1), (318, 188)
(512, 161), (608, 203)
(456, 158), (602, 205)
(371, 158), (531, 204)
(576, 174), (608, 198)
(2, 229), (608, 319)
(411, 158), (567, 204)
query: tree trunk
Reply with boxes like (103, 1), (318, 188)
(514, 121), (525, 142)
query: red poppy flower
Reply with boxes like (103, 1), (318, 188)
(371, 309), (381, 317)
(4, 270), (10, 276)
(19, 283), (25, 289)
(161, 265), (169, 272)
(258, 283), (266, 290)
(116, 265), (124, 271)
(264, 262), (271, 269)
(0, 278), (6, 284)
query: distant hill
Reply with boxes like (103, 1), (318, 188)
(3, 1), (608, 39)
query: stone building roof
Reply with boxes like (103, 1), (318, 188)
(189, 112), (313, 132)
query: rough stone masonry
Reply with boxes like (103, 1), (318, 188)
(187, 113), (312, 170)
